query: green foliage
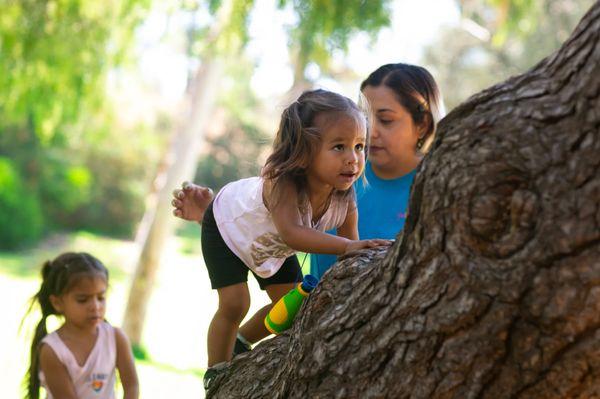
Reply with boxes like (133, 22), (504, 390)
(194, 56), (270, 189)
(0, 0), (157, 246)
(216, 0), (254, 54)
(37, 154), (92, 223)
(279, 0), (392, 77)
(0, 0), (151, 141)
(487, 0), (537, 46)
(73, 132), (154, 237)
(460, 0), (540, 47)
(0, 157), (44, 249)
(0, 104), (161, 241)
(425, 0), (595, 110)
(186, 0), (254, 58)
(194, 119), (269, 191)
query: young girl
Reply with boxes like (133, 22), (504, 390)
(25, 252), (139, 399)
(199, 89), (389, 388)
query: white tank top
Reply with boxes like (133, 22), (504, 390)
(213, 177), (349, 278)
(39, 322), (117, 399)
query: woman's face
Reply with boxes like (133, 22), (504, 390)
(362, 84), (423, 179)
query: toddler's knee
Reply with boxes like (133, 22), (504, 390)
(219, 299), (249, 323)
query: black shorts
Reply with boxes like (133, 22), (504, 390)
(201, 201), (303, 290)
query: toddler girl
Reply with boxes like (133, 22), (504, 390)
(25, 252), (138, 399)
(200, 89), (389, 388)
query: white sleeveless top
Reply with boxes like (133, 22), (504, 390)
(213, 177), (349, 278)
(39, 322), (117, 399)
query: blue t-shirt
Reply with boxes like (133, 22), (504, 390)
(310, 162), (415, 280)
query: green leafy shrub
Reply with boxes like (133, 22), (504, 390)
(0, 157), (44, 249)
(70, 144), (150, 238)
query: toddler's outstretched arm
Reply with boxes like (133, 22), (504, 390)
(271, 183), (391, 255)
(171, 181), (213, 223)
(336, 203), (392, 252)
(344, 238), (392, 253)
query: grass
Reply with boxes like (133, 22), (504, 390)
(0, 222), (277, 399)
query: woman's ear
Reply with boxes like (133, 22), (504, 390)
(417, 111), (433, 138)
(416, 112), (435, 154)
(49, 295), (62, 314)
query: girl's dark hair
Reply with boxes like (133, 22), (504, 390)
(24, 252), (108, 399)
(360, 63), (443, 153)
(262, 89), (366, 208)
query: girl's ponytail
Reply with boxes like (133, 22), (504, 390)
(27, 318), (48, 399)
(263, 99), (318, 208)
(271, 101), (305, 171)
(25, 260), (56, 399)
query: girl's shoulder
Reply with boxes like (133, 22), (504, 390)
(100, 321), (119, 346)
(99, 322), (131, 352)
(38, 329), (71, 360)
(38, 329), (73, 370)
(39, 330), (64, 364)
(217, 176), (264, 202)
(223, 176), (262, 191)
(112, 326), (132, 354)
(40, 328), (61, 346)
(263, 177), (300, 211)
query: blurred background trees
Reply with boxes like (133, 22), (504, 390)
(0, 0), (595, 356)
(0, 0), (155, 248)
(424, 0), (596, 109)
(3, 0), (592, 250)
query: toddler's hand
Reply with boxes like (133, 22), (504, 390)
(344, 239), (392, 254)
(171, 182), (214, 223)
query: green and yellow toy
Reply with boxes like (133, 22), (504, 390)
(264, 274), (318, 334)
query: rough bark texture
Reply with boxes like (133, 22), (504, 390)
(210, 3), (600, 398)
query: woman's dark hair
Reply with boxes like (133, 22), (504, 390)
(360, 63), (443, 153)
(24, 252), (108, 399)
(262, 88), (366, 208)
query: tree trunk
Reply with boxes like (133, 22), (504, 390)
(122, 58), (222, 345)
(209, 3), (600, 398)
(121, 0), (243, 346)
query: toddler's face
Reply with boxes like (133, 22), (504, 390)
(362, 85), (422, 178)
(306, 113), (366, 192)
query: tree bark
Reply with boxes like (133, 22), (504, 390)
(209, 3), (600, 398)
(122, 0), (239, 345)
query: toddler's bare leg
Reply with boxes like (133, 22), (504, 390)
(207, 282), (250, 366)
(238, 282), (295, 343)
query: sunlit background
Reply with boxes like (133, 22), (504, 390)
(0, 0), (594, 397)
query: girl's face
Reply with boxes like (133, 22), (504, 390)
(306, 113), (367, 195)
(51, 275), (107, 331)
(362, 84), (424, 179)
